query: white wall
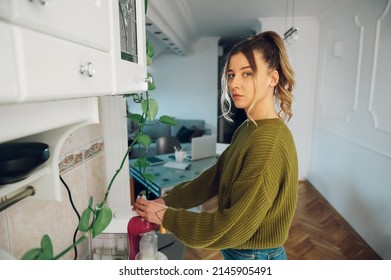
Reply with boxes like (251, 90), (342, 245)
(258, 17), (319, 180)
(308, 0), (391, 259)
(147, 37), (220, 135)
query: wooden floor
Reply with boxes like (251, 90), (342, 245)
(183, 181), (381, 260)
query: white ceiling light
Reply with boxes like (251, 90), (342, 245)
(283, 0), (299, 43)
(284, 26), (299, 43)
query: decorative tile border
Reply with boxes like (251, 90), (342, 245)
(59, 152), (83, 174)
(84, 142), (104, 161)
(59, 141), (104, 174)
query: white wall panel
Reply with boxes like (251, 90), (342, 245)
(319, 15), (363, 122)
(369, 1), (391, 133)
(309, 0), (391, 259)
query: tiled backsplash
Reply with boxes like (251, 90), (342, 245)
(59, 141), (104, 174)
(0, 123), (107, 259)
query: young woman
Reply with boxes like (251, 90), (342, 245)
(134, 31), (298, 260)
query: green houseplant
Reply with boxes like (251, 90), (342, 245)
(21, 0), (176, 260)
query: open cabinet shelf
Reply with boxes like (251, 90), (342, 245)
(0, 97), (99, 204)
(0, 167), (49, 199)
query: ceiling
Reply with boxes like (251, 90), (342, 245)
(183, 0), (339, 38)
(146, 0), (341, 55)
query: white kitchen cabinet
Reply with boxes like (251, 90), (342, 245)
(0, 0), (110, 52)
(0, 0), (112, 102)
(0, 0), (148, 103)
(111, 0), (148, 94)
(0, 21), (19, 103)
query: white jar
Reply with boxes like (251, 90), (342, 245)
(138, 231), (158, 260)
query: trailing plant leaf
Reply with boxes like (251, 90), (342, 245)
(88, 196), (93, 208)
(92, 206), (112, 238)
(40, 235), (54, 260)
(127, 113), (143, 123)
(135, 134), (152, 148)
(146, 73), (156, 91)
(139, 190), (147, 197)
(134, 157), (149, 169)
(142, 173), (155, 182)
(159, 115), (177, 126)
(147, 55), (152, 66)
(145, 0), (149, 14)
(21, 235), (53, 260)
(78, 207), (92, 232)
(37, 253), (50, 260)
(146, 39), (155, 58)
(142, 98), (158, 121)
(21, 248), (42, 260)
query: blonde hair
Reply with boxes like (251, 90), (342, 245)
(221, 31), (295, 122)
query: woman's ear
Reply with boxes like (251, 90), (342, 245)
(270, 70), (279, 87)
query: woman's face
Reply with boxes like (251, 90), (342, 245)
(227, 51), (277, 118)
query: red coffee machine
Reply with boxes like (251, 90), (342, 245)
(127, 215), (159, 260)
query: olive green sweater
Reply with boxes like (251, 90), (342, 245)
(162, 118), (298, 250)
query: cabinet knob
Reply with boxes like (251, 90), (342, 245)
(79, 62), (95, 78)
(144, 77), (153, 84)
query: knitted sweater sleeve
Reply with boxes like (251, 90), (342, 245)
(163, 176), (273, 249)
(162, 130), (284, 249)
(161, 148), (228, 209)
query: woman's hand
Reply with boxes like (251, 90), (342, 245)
(134, 197), (168, 225)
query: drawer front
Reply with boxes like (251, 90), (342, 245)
(0, 21), (20, 103)
(0, 0), (110, 51)
(16, 26), (113, 102)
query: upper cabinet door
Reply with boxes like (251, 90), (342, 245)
(0, 21), (19, 103)
(111, 0), (148, 94)
(0, 0), (110, 51)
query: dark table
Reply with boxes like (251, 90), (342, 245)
(158, 233), (184, 260)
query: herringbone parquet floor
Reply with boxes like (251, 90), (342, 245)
(183, 181), (381, 260)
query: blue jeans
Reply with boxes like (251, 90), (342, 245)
(220, 246), (287, 260)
